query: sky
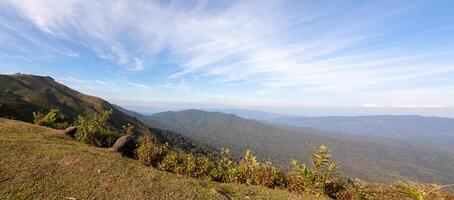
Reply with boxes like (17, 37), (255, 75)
(1, 0), (454, 116)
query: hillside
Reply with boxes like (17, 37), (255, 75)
(142, 109), (454, 184)
(0, 74), (133, 127)
(265, 115), (454, 153)
(0, 118), (310, 200)
(0, 74), (209, 152)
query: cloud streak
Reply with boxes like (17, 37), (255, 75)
(1, 0), (454, 108)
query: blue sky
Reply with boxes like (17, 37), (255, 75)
(1, 0), (454, 116)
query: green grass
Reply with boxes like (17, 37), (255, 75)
(0, 118), (317, 200)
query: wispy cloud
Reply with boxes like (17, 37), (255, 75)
(1, 0), (454, 108)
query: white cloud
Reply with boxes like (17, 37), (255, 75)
(2, 0), (454, 107)
(362, 104), (447, 108)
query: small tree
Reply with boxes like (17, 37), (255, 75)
(228, 149), (283, 187)
(74, 109), (119, 147)
(135, 134), (163, 166)
(289, 145), (341, 197)
(211, 148), (234, 182)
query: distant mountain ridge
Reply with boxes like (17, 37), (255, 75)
(141, 109), (454, 184)
(208, 108), (294, 121)
(210, 108), (454, 153)
(0, 74), (209, 152)
(264, 115), (454, 153)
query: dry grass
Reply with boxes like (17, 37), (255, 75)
(0, 118), (317, 200)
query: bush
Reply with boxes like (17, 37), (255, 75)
(134, 142), (454, 199)
(135, 134), (164, 166)
(33, 108), (69, 129)
(288, 145), (343, 197)
(74, 109), (120, 147)
(157, 150), (187, 174)
(335, 180), (376, 200)
(391, 181), (452, 200)
(228, 149), (284, 187)
(94, 131), (120, 147)
(157, 149), (215, 180)
(210, 148), (234, 182)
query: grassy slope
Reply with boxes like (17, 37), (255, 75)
(0, 119), (313, 200)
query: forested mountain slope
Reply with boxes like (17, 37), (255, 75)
(0, 74), (207, 152)
(142, 109), (454, 184)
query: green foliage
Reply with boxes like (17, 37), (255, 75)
(360, 182), (454, 200)
(135, 134), (165, 166)
(144, 110), (454, 185)
(335, 180), (377, 200)
(157, 150), (215, 180)
(0, 118), (309, 200)
(210, 148), (234, 182)
(288, 145), (343, 197)
(74, 109), (120, 147)
(228, 149), (284, 188)
(32, 108), (69, 129)
(391, 181), (453, 200)
(394, 181), (426, 200)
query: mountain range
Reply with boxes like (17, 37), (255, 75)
(138, 109), (454, 184)
(264, 115), (454, 153)
(2, 73), (454, 186)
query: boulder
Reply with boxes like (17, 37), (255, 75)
(61, 126), (77, 137)
(110, 135), (136, 157)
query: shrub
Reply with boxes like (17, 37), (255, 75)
(392, 181), (452, 200)
(157, 150), (186, 174)
(74, 109), (120, 147)
(134, 142), (454, 199)
(94, 130), (120, 147)
(335, 180), (376, 200)
(210, 148), (234, 182)
(157, 149), (215, 180)
(228, 149), (284, 187)
(33, 108), (69, 129)
(192, 155), (215, 180)
(288, 145), (343, 197)
(135, 134), (163, 166)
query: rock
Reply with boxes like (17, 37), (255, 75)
(110, 135), (136, 157)
(61, 126), (77, 137)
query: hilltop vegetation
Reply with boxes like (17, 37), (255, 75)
(2, 119), (453, 199)
(142, 109), (454, 184)
(0, 118), (312, 199)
